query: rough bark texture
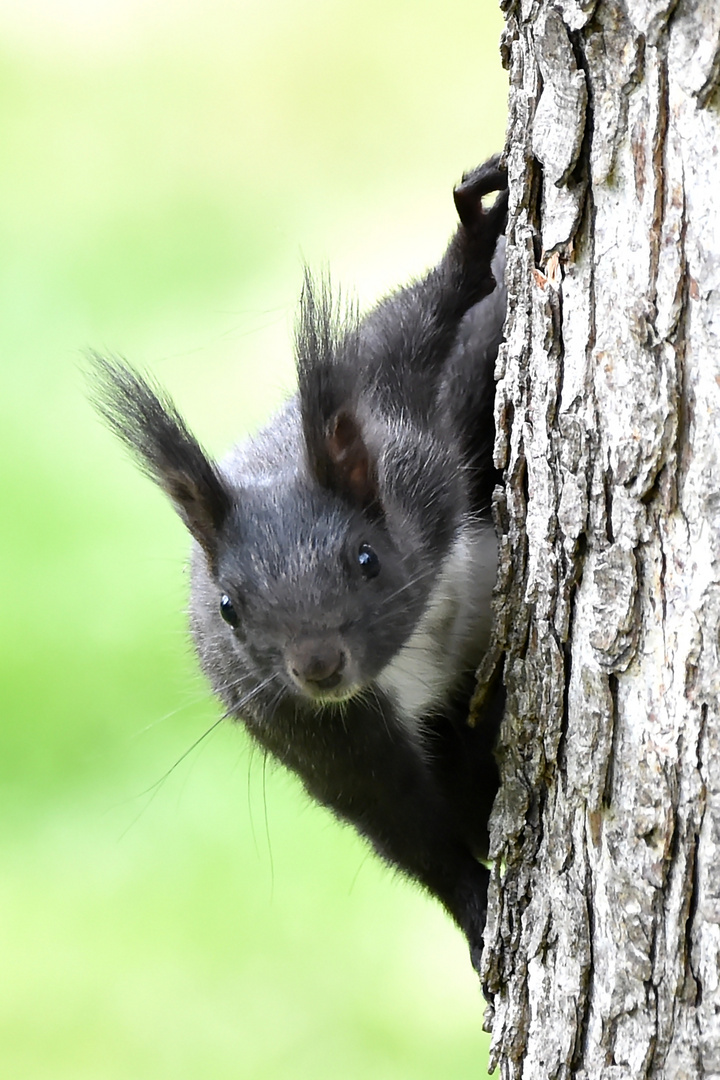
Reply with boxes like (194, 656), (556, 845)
(479, 1), (720, 1076)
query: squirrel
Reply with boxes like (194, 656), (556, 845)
(91, 155), (508, 978)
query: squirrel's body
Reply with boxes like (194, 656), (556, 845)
(93, 157), (508, 974)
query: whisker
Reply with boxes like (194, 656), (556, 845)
(262, 749), (275, 902)
(115, 712), (227, 840)
(246, 740), (260, 859)
(366, 684), (394, 742)
(217, 673), (281, 716)
(135, 714), (227, 801)
(114, 674), (280, 841)
(127, 691), (214, 740)
(377, 566), (436, 609)
(348, 848), (373, 897)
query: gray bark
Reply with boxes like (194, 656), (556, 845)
(479, 1), (720, 1076)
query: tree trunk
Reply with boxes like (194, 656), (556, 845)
(480, 1), (720, 1075)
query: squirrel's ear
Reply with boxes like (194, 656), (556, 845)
(322, 408), (378, 508)
(88, 354), (232, 568)
(295, 271), (378, 509)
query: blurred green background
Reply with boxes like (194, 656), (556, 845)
(0, 1), (506, 1076)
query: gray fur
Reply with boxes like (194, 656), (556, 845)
(90, 157), (509, 980)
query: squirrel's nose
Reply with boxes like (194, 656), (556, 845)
(287, 639), (346, 693)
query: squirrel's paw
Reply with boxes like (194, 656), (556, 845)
(453, 155), (509, 237)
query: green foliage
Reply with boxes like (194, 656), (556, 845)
(0, 1), (505, 1074)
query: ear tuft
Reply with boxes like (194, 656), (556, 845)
(87, 353), (233, 567)
(294, 271), (379, 509)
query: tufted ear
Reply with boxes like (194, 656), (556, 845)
(88, 353), (233, 568)
(322, 407), (378, 508)
(294, 270), (379, 510)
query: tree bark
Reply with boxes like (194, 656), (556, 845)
(480, 1), (720, 1075)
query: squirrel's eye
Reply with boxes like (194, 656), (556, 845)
(357, 543), (381, 579)
(219, 593), (239, 628)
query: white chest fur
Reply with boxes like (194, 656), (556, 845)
(376, 521), (497, 732)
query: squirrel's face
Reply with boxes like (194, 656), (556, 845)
(189, 484), (435, 711)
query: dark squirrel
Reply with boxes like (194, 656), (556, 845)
(91, 156), (508, 976)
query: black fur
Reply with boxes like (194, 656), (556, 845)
(90, 156), (508, 977)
